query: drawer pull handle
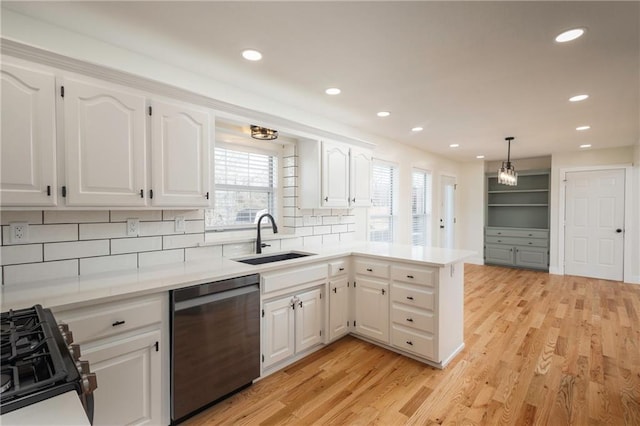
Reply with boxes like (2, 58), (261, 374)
(406, 340), (413, 346)
(528, 242), (533, 245)
(112, 320), (126, 327)
(497, 240), (502, 242)
(333, 287), (337, 293)
(406, 275), (414, 279)
(406, 296), (414, 301)
(366, 268), (373, 272)
(528, 234), (533, 236)
(339, 267), (345, 271)
(406, 318), (414, 322)
(497, 232), (502, 235)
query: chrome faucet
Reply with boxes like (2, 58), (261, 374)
(256, 213), (278, 254)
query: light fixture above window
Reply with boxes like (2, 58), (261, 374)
(250, 125), (278, 140)
(498, 137), (517, 186)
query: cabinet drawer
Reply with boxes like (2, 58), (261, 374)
(55, 295), (162, 345)
(354, 259), (389, 279)
(486, 228), (548, 239)
(328, 259), (348, 277)
(486, 236), (548, 247)
(391, 324), (434, 360)
(262, 263), (327, 293)
(391, 264), (435, 286)
(391, 303), (434, 333)
(391, 282), (434, 310)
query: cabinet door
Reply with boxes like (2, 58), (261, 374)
(150, 100), (210, 206)
(321, 140), (350, 207)
(295, 288), (324, 352)
(349, 148), (372, 207)
(1, 62), (57, 206)
(484, 244), (514, 266)
(329, 277), (349, 341)
(515, 246), (548, 270)
(263, 296), (295, 368)
(354, 277), (389, 343)
(63, 77), (147, 206)
(82, 330), (161, 426)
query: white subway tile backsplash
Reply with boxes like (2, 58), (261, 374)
(282, 197), (296, 208)
(80, 254), (138, 276)
(139, 221), (177, 237)
(313, 225), (331, 235)
(283, 177), (296, 187)
(331, 224), (348, 233)
(295, 227), (313, 237)
(280, 237), (303, 249)
(302, 235), (322, 246)
(340, 232), (356, 242)
(185, 245), (223, 262)
(111, 237), (162, 254)
(185, 220), (205, 234)
(222, 242), (254, 257)
(44, 211), (109, 224)
(282, 166), (297, 177)
(282, 207), (298, 218)
(110, 210), (162, 222)
(138, 249), (184, 268)
(4, 260), (78, 285)
(44, 240), (109, 261)
(163, 233), (204, 249)
(322, 215), (339, 225)
(1, 245), (42, 266)
(322, 233), (340, 244)
(163, 210), (204, 221)
(2, 224), (78, 245)
(0, 211), (42, 225)
(283, 187), (296, 197)
(79, 223), (128, 240)
(282, 218), (296, 227)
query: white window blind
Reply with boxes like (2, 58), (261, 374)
(411, 169), (432, 246)
(369, 161), (397, 242)
(205, 145), (278, 229)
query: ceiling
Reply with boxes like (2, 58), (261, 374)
(2, 1), (639, 161)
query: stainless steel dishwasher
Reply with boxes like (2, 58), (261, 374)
(170, 274), (260, 423)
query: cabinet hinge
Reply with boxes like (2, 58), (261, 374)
(320, 330), (322, 337)
(206, 192), (209, 200)
(319, 293), (322, 300)
(354, 321), (357, 327)
(61, 186), (67, 198)
(149, 189), (154, 199)
(262, 354), (264, 363)
(60, 86), (64, 98)
(148, 106), (152, 116)
(47, 185), (51, 196)
(354, 281), (356, 287)
(154, 341), (159, 352)
(261, 309), (265, 318)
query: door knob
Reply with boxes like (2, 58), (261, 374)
(616, 228), (622, 233)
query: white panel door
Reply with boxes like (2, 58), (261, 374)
(82, 330), (161, 426)
(150, 100), (210, 206)
(354, 277), (389, 343)
(1, 62), (57, 206)
(321, 140), (350, 207)
(63, 77), (147, 206)
(262, 296), (295, 368)
(439, 175), (456, 249)
(295, 288), (323, 352)
(565, 169), (625, 281)
(329, 277), (349, 340)
(349, 148), (372, 207)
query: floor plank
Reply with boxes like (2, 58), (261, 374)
(182, 264), (640, 425)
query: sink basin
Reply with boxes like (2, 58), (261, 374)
(234, 251), (316, 265)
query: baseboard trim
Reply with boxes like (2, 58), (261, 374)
(465, 256), (484, 266)
(549, 266), (563, 275)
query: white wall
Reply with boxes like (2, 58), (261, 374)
(458, 162), (485, 264)
(550, 146), (638, 283)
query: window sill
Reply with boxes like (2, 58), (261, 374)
(201, 230), (299, 247)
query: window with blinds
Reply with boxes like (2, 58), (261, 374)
(205, 145), (278, 229)
(411, 169), (432, 246)
(369, 161), (398, 242)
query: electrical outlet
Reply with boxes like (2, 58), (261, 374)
(9, 222), (29, 243)
(126, 218), (139, 236)
(175, 216), (185, 232)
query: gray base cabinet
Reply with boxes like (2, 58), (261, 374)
(484, 227), (549, 270)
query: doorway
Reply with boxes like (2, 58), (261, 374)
(564, 168), (625, 281)
(439, 175), (456, 249)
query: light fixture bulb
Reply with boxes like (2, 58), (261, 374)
(569, 94), (589, 102)
(411, 127), (423, 132)
(325, 88), (341, 95)
(377, 111), (390, 117)
(555, 28), (585, 43)
(476, 155), (485, 159)
(449, 144), (459, 148)
(576, 125), (591, 131)
(497, 137), (518, 186)
(580, 144), (592, 148)
(242, 49), (263, 61)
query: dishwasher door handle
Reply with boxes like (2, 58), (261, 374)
(174, 284), (259, 312)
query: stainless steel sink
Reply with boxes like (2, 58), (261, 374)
(233, 251), (316, 265)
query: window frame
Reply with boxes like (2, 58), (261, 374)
(411, 168), (433, 246)
(368, 159), (398, 243)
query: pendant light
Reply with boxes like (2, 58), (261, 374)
(250, 125), (278, 141)
(498, 137), (518, 186)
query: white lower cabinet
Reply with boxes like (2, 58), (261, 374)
(328, 276), (349, 341)
(354, 277), (389, 343)
(54, 294), (167, 426)
(262, 287), (324, 369)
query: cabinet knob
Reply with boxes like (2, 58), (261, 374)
(528, 242), (532, 245)
(381, 289), (386, 295)
(333, 287), (337, 293)
(339, 267), (345, 271)
(324, 196), (329, 202)
(616, 228), (622, 233)
(406, 275), (414, 279)
(366, 268), (373, 272)
(112, 320), (126, 327)
(406, 296), (414, 301)
(406, 340), (413, 346)
(406, 318), (414, 322)
(352, 198), (356, 202)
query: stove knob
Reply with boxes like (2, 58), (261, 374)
(58, 323), (74, 345)
(76, 360), (90, 375)
(81, 373), (98, 393)
(68, 344), (82, 361)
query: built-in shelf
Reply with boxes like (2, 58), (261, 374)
(488, 189), (549, 194)
(488, 204), (549, 207)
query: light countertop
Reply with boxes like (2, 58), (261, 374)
(1, 242), (475, 312)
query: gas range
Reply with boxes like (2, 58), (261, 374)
(0, 305), (96, 422)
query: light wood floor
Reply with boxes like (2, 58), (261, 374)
(183, 264), (640, 425)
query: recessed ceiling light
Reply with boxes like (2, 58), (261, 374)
(411, 127), (423, 132)
(580, 144), (592, 148)
(449, 144), (459, 148)
(569, 94), (589, 102)
(242, 49), (262, 61)
(325, 88), (341, 95)
(576, 125), (591, 131)
(476, 155), (485, 159)
(555, 28), (585, 43)
(377, 111), (390, 117)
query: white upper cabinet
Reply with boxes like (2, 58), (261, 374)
(349, 147), (372, 207)
(298, 139), (372, 209)
(63, 76), (148, 207)
(321, 141), (350, 208)
(150, 100), (211, 207)
(1, 61), (57, 206)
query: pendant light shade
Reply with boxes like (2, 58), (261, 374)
(250, 125), (278, 141)
(498, 137), (518, 186)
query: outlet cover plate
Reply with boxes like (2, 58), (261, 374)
(127, 218), (140, 236)
(175, 216), (186, 232)
(9, 222), (29, 243)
